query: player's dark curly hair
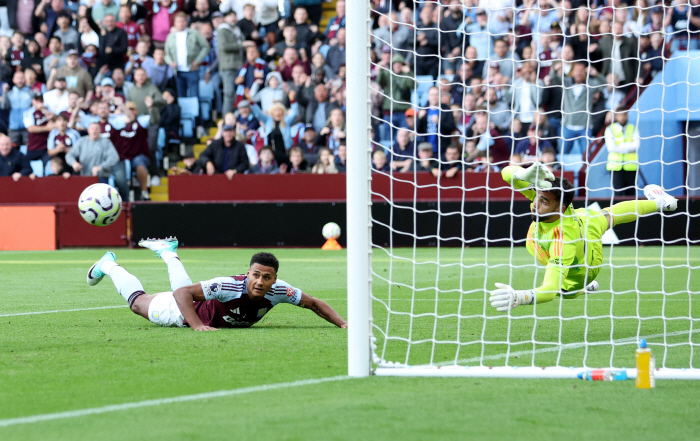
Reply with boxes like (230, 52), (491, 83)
(547, 177), (575, 209)
(250, 252), (279, 272)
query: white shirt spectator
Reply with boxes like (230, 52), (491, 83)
(176, 30), (189, 72)
(43, 89), (70, 115)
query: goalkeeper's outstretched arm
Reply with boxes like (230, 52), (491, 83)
(501, 164), (554, 201)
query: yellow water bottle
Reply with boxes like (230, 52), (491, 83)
(635, 339), (655, 389)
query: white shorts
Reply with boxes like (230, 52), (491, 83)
(147, 292), (186, 327)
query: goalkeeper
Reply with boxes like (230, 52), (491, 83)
(489, 163), (678, 312)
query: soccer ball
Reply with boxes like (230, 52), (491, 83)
(78, 183), (122, 226)
(322, 222), (341, 240)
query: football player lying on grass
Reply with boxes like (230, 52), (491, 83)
(489, 162), (677, 312)
(87, 238), (347, 330)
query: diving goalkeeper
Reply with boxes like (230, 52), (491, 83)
(489, 163), (678, 312)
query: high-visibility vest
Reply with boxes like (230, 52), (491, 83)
(606, 123), (638, 171)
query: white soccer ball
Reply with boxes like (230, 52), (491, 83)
(78, 183), (122, 227)
(322, 222), (341, 240)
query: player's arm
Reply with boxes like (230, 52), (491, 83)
(173, 283), (218, 331)
(298, 293), (347, 328)
(501, 163), (554, 201)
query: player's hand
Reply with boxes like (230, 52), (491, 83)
(192, 325), (218, 331)
(489, 283), (535, 312)
(513, 162), (554, 189)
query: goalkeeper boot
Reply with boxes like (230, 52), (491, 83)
(138, 236), (179, 257)
(584, 281), (599, 293)
(87, 251), (117, 286)
(644, 185), (677, 212)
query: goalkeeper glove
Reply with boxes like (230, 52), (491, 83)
(489, 283), (535, 312)
(513, 162), (555, 189)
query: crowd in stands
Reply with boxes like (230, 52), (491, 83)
(0, 0), (696, 200)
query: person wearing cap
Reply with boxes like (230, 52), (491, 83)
(295, 123), (320, 164)
(199, 123), (249, 178)
(235, 100), (260, 143)
(43, 75), (70, 115)
(217, 10), (246, 115)
(414, 141), (440, 176)
(165, 11), (211, 98)
(22, 93), (56, 166)
(51, 49), (95, 103)
(1, 70), (32, 147)
(376, 53), (414, 140)
(404, 108), (417, 131)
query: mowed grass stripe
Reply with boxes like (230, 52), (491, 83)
(0, 376), (352, 428)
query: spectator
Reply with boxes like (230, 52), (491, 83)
(142, 47), (175, 92)
(305, 83), (336, 132)
(271, 24), (310, 61)
(484, 87), (512, 133)
(159, 88), (181, 161)
(79, 16), (100, 49)
(605, 108), (640, 196)
(34, 0), (66, 37)
(0, 133), (33, 180)
(80, 44), (100, 78)
(414, 142), (440, 176)
(417, 86), (457, 156)
(125, 40), (152, 79)
(110, 101), (155, 201)
(257, 0), (281, 46)
(465, 113), (511, 167)
(334, 142), (347, 172)
(540, 145), (561, 171)
(640, 32), (666, 79)
(43, 75), (70, 114)
(464, 9), (490, 59)
(251, 101), (299, 165)
(311, 146), (337, 174)
(278, 47), (311, 83)
(510, 63), (542, 131)
(8, 32), (25, 73)
(24, 92), (56, 166)
(236, 2), (260, 43)
(483, 38), (520, 82)
(235, 100), (259, 143)
(53, 50), (94, 103)
(20, 43), (44, 82)
(188, 0), (214, 24)
(292, 1), (323, 27)
(514, 124), (553, 162)
(24, 68), (45, 95)
(234, 45), (270, 108)
(593, 20), (638, 90)
(48, 156), (71, 178)
(372, 149), (390, 172)
(88, 12), (129, 71)
(376, 53), (414, 140)
(390, 128), (414, 172)
(558, 62), (604, 155)
(218, 11), (245, 115)
(412, 5), (439, 79)
(46, 113), (80, 173)
(128, 68), (166, 119)
(199, 124), (249, 178)
(441, 0), (469, 75)
(292, 7), (323, 48)
(66, 122), (120, 181)
(249, 71), (285, 113)
(280, 146), (309, 174)
(65, 92), (87, 131)
(164, 12), (210, 98)
(317, 107), (346, 154)
(437, 144), (463, 178)
(35, 32), (49, 57)
(43, 36), (65, 77)
(372, 11), (411, 59)
(310, 51), (334, 82)
(92, 0), (120, 24)
(325, 27), (346, 76)
(16, 2), (34, 36)
(295, 123), (319, 164)
(1, 70), (32, 147)
(247, 146), (279, 174)
(325, 0), (345, 40)
(116, 6), (141, 52)
(53, 12), (79, 51)
(147, 0), (179, 49)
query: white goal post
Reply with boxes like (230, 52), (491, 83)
(346, 1), (700, 379)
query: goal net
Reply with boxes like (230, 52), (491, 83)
(346, 1), (700, 378)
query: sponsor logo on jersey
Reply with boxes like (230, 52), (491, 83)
(286, 287), (294, 297)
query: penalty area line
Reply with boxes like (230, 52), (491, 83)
(0, 376), (352, 428)
(0, 305), (129, 317)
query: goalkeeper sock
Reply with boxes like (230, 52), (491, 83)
(607, 201), (658, 227)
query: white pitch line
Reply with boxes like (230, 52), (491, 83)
(0, 305), (128, 317)
(428, 329), (700, 367)
(0, 376), (352, 428)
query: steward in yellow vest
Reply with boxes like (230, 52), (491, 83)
(604, 110), (640, 196)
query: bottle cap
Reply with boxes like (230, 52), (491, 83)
(639, 339), (647, 348)
(577, 372), (583, 379)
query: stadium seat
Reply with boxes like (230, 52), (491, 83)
(29, 159), (44, 177)
(178, 97), (200, 138)
(414, 75), (435, 98)
(379, 139), (392, 152)
(319, 44), (330, 58)
(198, 80), (215, 123)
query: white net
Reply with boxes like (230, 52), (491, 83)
(364, 0), (700, 377)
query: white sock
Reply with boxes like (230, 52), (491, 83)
(106, 265), (145, 306)
(164, 255), (192, 291)
(654, 199), (665, 211)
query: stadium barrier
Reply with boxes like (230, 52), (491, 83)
(0, 205), (56, 250)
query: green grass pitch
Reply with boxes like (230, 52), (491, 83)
(1, 247), (700, 440)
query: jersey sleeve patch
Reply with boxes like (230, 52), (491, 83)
(200, 277), (244, 302)
(268, 279), (302, 306)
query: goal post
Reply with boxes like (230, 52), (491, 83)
(346, 1), (700, 379)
